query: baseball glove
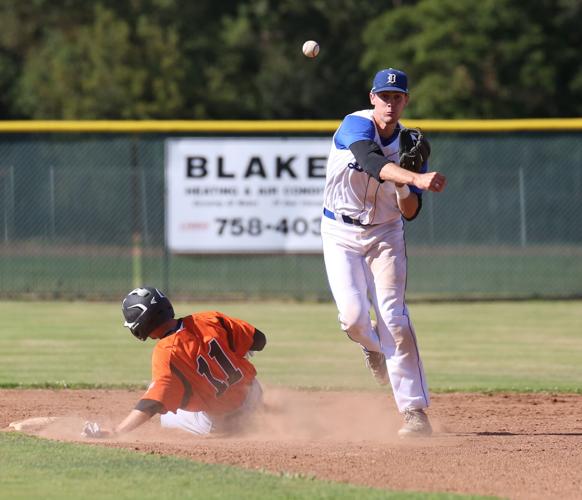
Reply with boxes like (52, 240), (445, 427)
(398, 127), (431, 172)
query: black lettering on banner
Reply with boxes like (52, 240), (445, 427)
(186, 157), (207, 178)
(214, 217), (321, 237)
(276, 156), (297, 178)
(308, 157), (327, 178)
(293, 218), (308, 235)
(231, 218), (244, 235)
(248, 218), (261, 235)
(245, 157), (267, 178)
(216, 218), (228, 235)
(275, 218), (289, 234)
(311, 217), (321, 236)
(196, 339), (243, 397)
(217, 157), (235, 178)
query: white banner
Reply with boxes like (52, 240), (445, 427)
(165, 138), (329, 253)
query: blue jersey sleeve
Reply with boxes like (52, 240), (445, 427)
(333, 115), (376, 150)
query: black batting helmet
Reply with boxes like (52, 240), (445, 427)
(121, 287), (174, 341)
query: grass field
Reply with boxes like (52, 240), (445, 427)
(1, 248), (581, 300)
(1, 300), (581, 391)
(0, 433), (495, 500)
(1, 299), (581, 499)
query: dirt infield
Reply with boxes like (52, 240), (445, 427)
(2, 388), (581, 499)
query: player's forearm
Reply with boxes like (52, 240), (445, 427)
(82, 408), (153, 439)
(379, 162), (419, 186)
(396, 190), (420, 219)
(113, 409), (153, 436)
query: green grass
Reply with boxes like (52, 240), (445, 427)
(2, 249), (581, 300)
(1, 300), (581, 391)
(1, 433), (496, 500)
(3, 299), (566, 499)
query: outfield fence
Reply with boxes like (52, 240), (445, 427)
(0, 120), (581, 301)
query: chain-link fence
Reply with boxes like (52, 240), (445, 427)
(1, 125), (581, 301)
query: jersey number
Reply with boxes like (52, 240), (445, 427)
(196, 339), (243, 396)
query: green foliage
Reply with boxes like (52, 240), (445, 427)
(363, 0), (582, 118)
(17, 4), (185, 119)
(0, 0), (580, 118)
(199, 0), (390, 119)
(1, 0), (391, 119)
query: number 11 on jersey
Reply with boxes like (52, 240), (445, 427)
(196, 339), (243, 396)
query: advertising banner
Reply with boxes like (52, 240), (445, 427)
(165, 138), (329, 253)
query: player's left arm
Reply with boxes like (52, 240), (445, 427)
(114, 408), (153, 434)
(396, 190), (421, 220)
(82, 407), (154, 439)
(394, 160), (429, 221)
(82, 347), (178, 439)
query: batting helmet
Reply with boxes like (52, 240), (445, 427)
(121, 287), (174, 341)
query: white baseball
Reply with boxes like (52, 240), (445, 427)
(302, 40), (320, 58)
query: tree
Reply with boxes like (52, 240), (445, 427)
(3, 0), (580, 119)
(362, 0), (582, 118)
(201, 0), (390, 119)
(2, 0), (392, 119)
(16, 4), (185, 119)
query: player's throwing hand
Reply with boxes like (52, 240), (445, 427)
(415, 171), (447, 192)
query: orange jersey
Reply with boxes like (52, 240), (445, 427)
(141, 311), (258, 415)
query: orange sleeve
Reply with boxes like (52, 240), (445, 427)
(141, 342), (185, 414)
(214, 312), (256, 356)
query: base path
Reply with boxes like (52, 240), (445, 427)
(1, 388), (581, 499)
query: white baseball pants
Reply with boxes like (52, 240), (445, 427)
(321, 215), (430, 412)
(160, 379), (263, 435)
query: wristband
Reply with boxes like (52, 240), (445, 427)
(395, 184), (410, 199)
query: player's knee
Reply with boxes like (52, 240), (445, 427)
(340, 310), (371, 344)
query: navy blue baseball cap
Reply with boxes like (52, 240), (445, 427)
(371, 68), (408, 94)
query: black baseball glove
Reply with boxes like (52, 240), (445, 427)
(398, 127), (431, 173)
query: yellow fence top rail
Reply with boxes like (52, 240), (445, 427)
(0, 118), (581, 133)
(0, 120), (339, 133)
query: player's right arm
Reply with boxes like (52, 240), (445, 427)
(335, 114), (389, 182)
(349, 138), (446, 193)
(378, 163), (446, 193)
(250, 328), (266, 351)
(213, 312), (266, 356)
(337, 115), (446, 192)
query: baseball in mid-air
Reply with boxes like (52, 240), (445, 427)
(302, 40), (320, 58)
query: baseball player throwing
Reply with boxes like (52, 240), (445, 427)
(321, 68), (446, 437)
(82, 287), (266, 438)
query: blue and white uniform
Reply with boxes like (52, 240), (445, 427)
(323, 109), (425, 224)
(321, 109), (430, 412)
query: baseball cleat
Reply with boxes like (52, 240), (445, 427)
(398, 408), (433, 438)
(361, 347), (389, 386)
